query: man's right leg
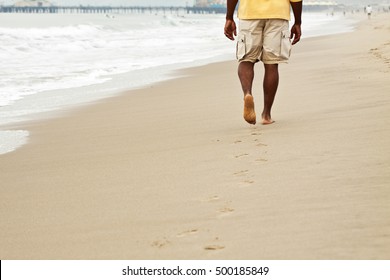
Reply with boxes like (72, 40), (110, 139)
(238, 61), (256, 124)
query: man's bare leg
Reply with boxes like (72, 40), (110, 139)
(262, 63), (279, 125)
(238, 61), (256, 124)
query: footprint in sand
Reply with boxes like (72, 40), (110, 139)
(235, 153), (249, 158)
(151, 239), (170, 249)
(218, 207), (235, 217)
(200, 195), (220, 203)
(255, 158), (268, 162)
(204, 245), (225, 251)
(240, 179), (255, 186)
(370, 44), (390, 67)
(233, 170), (249, 176)
(254, 140), (268, 147)
(177, 229), (199, 238)
(256, 143), (268, 147)
(234, 140), (242, 144)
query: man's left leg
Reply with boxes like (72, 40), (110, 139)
(262, 63), (279, 124)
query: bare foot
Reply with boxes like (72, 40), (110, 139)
(261, 118), (275, 125)
(261, 113), (275, 125)
(243, 94), (256, 125)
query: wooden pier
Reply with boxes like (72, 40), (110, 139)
(0, 6), (226, 15)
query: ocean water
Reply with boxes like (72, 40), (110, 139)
(0, 11), (356, 154)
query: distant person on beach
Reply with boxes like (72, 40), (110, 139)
(366, 5), (373, 19)
(224, 0), (302, 125)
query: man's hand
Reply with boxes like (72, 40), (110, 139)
(290, 24), (302, 45)
(224, 19), (237, 41)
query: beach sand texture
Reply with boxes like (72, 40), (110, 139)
(1, 14), (390, 259)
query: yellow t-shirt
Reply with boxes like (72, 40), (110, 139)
(238, 0), (302, 20)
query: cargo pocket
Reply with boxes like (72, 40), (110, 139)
(280, 30), (292, 60)
(236, 34), (246, 60)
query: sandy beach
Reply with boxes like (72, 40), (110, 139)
(1, 14), (390, 260)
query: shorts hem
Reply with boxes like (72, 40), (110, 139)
(262, 60), (289, 64)
(238, 58), (260, 64)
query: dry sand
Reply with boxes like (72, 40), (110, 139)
(1, 14), (390, 260)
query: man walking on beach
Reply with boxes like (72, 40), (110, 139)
(224, 0), (302, 125)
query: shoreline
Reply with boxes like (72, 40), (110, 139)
(1, 14), (390, 259)
(0, 52), (233, 154)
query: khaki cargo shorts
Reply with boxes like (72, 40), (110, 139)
(236, 19), (291, 64)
